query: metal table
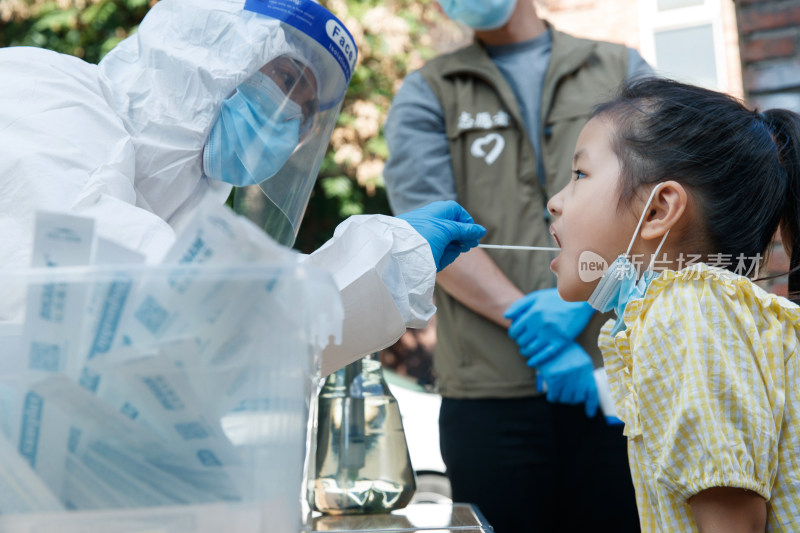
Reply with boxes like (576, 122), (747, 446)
(312, 503), (493, 532)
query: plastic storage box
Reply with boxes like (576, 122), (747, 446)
(0, 262), (342, 533)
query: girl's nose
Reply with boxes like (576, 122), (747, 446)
(547, 191), (563, 218)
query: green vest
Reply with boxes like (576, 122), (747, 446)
(420, 27), (627, 398)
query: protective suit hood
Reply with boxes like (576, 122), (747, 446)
(98, 0), (292, 229)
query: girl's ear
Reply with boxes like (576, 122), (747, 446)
(641, 180), (688, 240)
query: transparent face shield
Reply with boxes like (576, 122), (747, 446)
(229, 1), (357, 247)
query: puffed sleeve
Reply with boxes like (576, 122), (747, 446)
(627, 275), (783, 501)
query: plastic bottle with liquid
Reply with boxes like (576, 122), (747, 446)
(312, 353), (416, 514)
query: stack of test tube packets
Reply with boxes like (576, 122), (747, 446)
(0, 203), (342, 526)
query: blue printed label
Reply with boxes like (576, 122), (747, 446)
(67, 426), (82, 454)
(39, 283), (67, 323)
(19, 392), (43, 467)
(244, 0), (357, 83)
(174, 421), (211, 441)
(120, 402), (139, 420)
(134, 295), (169, 335)
(29, 342), (61, 372)
(197, 449), (223, 467)
(142, 376), (185, 411)
(78, 367), (101, 392)
(88, 280), (131, 359)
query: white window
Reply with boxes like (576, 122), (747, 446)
(657, 0), (704, 10)
(639, 0), (728, 90)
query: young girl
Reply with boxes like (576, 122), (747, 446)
(545, 78), (800, 532)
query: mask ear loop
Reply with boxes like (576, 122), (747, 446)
(646, 229), (670, 273)
(624, 184), (670, 276)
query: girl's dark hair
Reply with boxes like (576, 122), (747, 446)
(593, 77), (800, 302)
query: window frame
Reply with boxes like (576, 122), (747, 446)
(638, 0), (729, 90)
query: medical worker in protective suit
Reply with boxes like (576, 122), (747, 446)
(0, 0), (485, 374)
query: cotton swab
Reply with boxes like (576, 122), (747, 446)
(477, 244), (559, 251)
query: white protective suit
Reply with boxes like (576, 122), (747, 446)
(0, 0), (436, 374)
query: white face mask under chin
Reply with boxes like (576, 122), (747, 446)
(587, 184), (670, 334)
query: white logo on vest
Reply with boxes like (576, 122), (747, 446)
(470, 133), (505, 165)
(458, 110), (510, 130)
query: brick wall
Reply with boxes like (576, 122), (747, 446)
(736, 0), (800, 110)
(735, 0), (800, 296)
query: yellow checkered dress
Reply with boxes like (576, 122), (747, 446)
(599, 263), (800, 532)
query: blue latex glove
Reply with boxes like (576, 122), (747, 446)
(505, 288), (594, 365)
(397, 200), (486, 271)
(533, 340), (599, 418)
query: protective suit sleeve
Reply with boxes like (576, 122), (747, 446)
(304, 214), (436, 376)
(0, 47), (177, 276)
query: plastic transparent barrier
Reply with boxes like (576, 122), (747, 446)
(0, 262), (342, 533)
(233, 0), (358, 247)
(234, 119), (337, 246)
(232, 33), (344, 246)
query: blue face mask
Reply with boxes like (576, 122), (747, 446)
(203, 72), (302, 186)
(436, 0), (518, 30)
(587, 185), (670, 334)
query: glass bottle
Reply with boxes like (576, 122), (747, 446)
(312, 353), (416, 514)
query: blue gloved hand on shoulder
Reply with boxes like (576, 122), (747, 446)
(533, 340), (599, 418)
(397, 200), (486, 271)
(505, 288), (594, 363)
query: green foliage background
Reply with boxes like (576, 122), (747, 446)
(0, 0), (463, 253)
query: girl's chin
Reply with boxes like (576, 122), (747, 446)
(557, 287), (582, 302)
(550, 253), (560, 273)
(555, 277), (594, 303)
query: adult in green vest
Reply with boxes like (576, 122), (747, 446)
(383, 0), (652, 531)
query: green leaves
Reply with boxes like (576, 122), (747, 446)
(322, 176), (362, 216)
(1, 0), (150, 62)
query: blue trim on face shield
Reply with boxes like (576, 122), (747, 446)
(244, 0), (357, 93)
(203, 73), (301, 187)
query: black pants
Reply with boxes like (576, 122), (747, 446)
(440, 396), (640, 533)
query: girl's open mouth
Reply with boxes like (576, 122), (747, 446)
(549, 226), (561, 248)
